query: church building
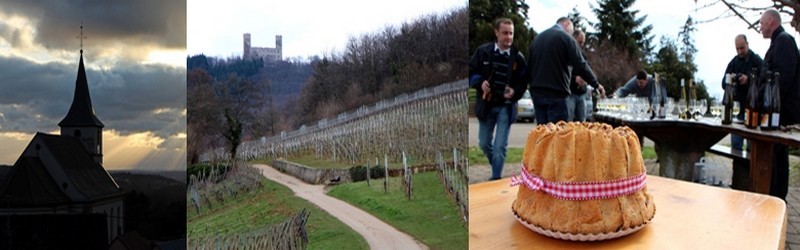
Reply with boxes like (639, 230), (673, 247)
(0, 47), (126, 246)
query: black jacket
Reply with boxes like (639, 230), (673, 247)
(763, 25), (800, 125)
(722, 49), (763, 102)
(528, 24), (598, 98)
(469, 42), (528, 121)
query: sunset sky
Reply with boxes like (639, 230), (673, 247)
(0, 0), (186, 171)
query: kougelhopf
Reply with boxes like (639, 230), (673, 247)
(511, 121), (655, 240)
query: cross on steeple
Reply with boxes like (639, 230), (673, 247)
(77, 23), (86, 54)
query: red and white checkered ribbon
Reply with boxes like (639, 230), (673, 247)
(510, 166), (647, 200)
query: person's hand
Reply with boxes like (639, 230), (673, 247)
(738, 74), (748, 85)
(481, 80), (491, 93)
(596, 84), (606, 98)
(576, 76), (587, 87)
(503, 86), (514, 99)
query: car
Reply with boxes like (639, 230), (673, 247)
(517, 90), (535, 123)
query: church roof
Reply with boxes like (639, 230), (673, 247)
(0, 157), (70, 206)
(0, 133), (123, 207)
(58, 52), (104, 128)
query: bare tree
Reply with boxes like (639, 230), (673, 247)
(187, 69), (219, 165)
(215, 74), (266, 162)
(700, 0), (800, 33)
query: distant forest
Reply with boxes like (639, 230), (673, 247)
(187, 6), (467, 164)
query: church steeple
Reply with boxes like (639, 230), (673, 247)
(58, 51), (104, 128)
(59, 25), (104, 164)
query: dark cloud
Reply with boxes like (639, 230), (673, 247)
(0, 0), (185, 51)
(0, 54), (185, 146)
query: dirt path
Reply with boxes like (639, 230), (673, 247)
(253, 164), (428, 250)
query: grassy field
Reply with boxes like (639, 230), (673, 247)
(327, 172), (467, 250)
(187, 177), (368, 249)
(467, 146), (522, 165)
(468, 145), (657, 165)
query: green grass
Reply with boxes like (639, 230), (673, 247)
(327, 172), (467, 250)
(468, 146), (524, 165)
(642, 146), (656, 159)
(251, 153), (408, 169)
(468, 146), (656, 164)
(468, 88), (476, 103)
(188, 177), (368, 249)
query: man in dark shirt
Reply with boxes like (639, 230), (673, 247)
(528, 17), (605, 124)
(567, 30), (590, 122)
(614, 70), (655, 98)
(760, 9), (800, 200)
(722, 34), (763, 151)
(469, 18), (528, 180)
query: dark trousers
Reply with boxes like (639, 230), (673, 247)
(770, 144), (789, 200)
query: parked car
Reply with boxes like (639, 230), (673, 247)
(517, 90), (535, 123)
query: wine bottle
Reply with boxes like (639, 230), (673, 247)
(772, 72), (781, 130)
(680, 79), (688, 120)
(722, 73), (733, 125)
(658, 76), (667, 119)
(745, 69), (760, 129)
(650, 73), (659, 120)
(689, 79), (697, 119)
(761, 71), (773, 130)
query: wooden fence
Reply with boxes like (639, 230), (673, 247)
(189, 209), (310, 250)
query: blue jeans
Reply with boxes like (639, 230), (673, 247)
(478, 105), (512, 180)
(566, 93), (587, 122)
(533, 94), (568, 124)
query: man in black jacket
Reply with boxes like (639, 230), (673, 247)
(528, 17), (605, 124)
(722, 34), (763, 152)
(760, 9), (800, 200)
(567, 30), (590, 122)
(469, 18), (528, 180)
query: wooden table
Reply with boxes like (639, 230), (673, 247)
(469, 176), (787, 249)
(594, 113), (800, 194)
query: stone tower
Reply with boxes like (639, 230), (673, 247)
(58, 50), (105, 164)
(275, 35), (283, 60)
(243, 33), (252, 60)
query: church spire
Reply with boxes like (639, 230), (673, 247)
(59, 25), (103, 128)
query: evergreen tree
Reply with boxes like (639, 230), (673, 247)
(591, 0), (654, 60)
(645, 36), (707, 101)
(469, 0), (536, 57)
(678, 16), (698, 75)
(568, 6), (588, 34)
(568, 6), (590, 50)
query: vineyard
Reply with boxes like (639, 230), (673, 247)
(194, 79), (470, 248)
(201, 79), (468, 166)
(189, 209), (309, 250)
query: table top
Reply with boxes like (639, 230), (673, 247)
(593, 112), (800, 147)
(469, 175), (787, 249)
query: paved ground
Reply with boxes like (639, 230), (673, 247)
(253, 164), (428, 250)
(469, 118), (800, 249)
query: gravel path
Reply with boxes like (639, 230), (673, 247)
(253, 164), (428, 250)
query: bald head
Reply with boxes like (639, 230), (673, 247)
(760, 9), (782, 39)
(735, 34), (749, 58)
(556, 17), (574, 35)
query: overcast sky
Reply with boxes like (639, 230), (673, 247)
(187, 0), (467, 60)
(529, 0), (794, 101)
(0, 0), (186, 171)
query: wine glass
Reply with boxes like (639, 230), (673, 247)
(732, 102), (742, 123)
(676, 99), (687, 120)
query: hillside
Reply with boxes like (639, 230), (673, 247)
(110, 172), (186, 241)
